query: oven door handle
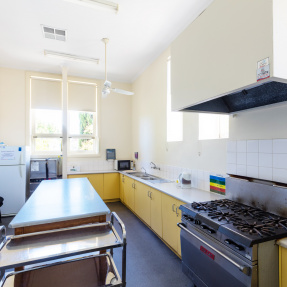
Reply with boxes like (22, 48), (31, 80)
(177, 223), (250, 275)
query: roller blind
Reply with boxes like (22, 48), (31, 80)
(68, 82), (97, 112)
(31, 78), (62, 110)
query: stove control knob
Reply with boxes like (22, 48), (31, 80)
(207, 228), (215, 234)
(183, 215), (189, 220)
(195, 220), (201, 225)
(200, 224), (207, 229)
(235, 244), (244, 251)
(224, 239), (232, 245)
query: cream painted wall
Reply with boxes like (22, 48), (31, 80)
(0, 67), (26, 146)
(0, 66), (132, 162)
(131, 48), (287, 175)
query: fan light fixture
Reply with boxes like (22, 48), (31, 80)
(44, 50), (99, 64)
(64, 0), (119, 12)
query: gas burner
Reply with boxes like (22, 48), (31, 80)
(191, 202), (217, 212)
(233, 221), (276, 237)
(262, 217), (287, 230)
(208, 210), (241, 223)
(210, 199), (234, 208)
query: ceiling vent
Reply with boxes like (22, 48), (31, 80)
(42, 25), (67, 41)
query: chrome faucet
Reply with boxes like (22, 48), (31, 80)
(150, 162), (160, 170)
(141, 167), (147, 174)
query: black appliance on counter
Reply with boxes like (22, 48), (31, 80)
(178, 176), (287, 287)
(30, 158), (62, 194)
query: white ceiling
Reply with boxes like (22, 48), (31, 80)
(0, 0), (213, 83)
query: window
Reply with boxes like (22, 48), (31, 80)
(68, 81), (99, 155)
(198, 114), (229, 140)
(30, 77), (63, 155)
(32, 109), (62, 153)
(68, 111), (98, 154)
(30, 76), (99, 156)
(167, 57), (183, 142)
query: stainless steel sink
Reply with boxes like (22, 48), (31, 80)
(125, 172), (172, 183)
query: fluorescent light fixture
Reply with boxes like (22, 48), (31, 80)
(44, 50), (99, 64)
(64, 0), (119, 12)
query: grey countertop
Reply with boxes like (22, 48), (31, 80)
(119, 171), (224, 203)
(9, 178), (110, 228)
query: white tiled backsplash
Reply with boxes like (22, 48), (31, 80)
(67, 158), (224, 192)
(227, 139), (287, 184)
(137, 160), (226, 192)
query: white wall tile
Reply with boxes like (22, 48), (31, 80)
(247, 166), (259, 178)
(247, 153), (258, 166)
(273, 168), (287, 183)
(227, 164), (236, 174)
(227, 152), (237, 164)
(236, 165), (246, 176)
(273, 139), (287, 154)
(259, 140), (272, 153)
(237, 141), (247, 153)
(247, 140), (259, 153)
(259, 153), (272, 168)
(227, 141), (237, 152)
(259, 167), (272, 181)
(273, 154), (287, 169)
(237, 153), (246, 165)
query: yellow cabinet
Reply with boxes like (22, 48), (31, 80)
(134, 183), (162, 237)
(68, 174), (104, 199)
(134, 182), (151, 225)
(150, 188), (162, 237)
(103, 173), (119, 200)
(124, 176), (135, 210)
(119, 174), (125, 202)
(279, 245), (287, 287)
(162, 193), (185, 255)
(68, 173), (120, 200)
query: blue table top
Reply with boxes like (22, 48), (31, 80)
(9, 178), (110, 228)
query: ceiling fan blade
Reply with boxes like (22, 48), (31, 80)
(111, 88), (134, 95)
(102, 87), (110, 98)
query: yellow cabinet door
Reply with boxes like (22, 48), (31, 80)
(119, 174), (125, 202)
(150, 187), (162, 237)
(162, 193), (178, 252)
(87, 174), (104, 199)
(67, 174), (104, 199)
(134, 181), (151, 225)
(103, 173), (119, 200)
(280, 246), (287, 287)
(124, 177), (134, 209)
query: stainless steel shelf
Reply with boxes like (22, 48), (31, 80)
(0, 212), (127, 287)
(0, 252), (122, 287)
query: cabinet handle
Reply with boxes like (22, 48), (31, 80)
(147, 191), (150, 197)
(150, 192), (152, 199)
(176, 206), (179, 216)
(134, 183), (136, 189)
(172, 204), (175, 212)
(132, 183), (134, 188)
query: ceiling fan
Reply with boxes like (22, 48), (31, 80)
(101, 38), (134, 97)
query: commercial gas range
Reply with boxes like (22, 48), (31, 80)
(178, 176), (287, 287)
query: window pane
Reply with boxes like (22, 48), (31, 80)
(69, 111), (94, 135)
(34, 109), (62, 134)
(35, 138), (62, 152)
(199, 114), (229, 140)
(70, 138), (95, 151)
(167, 57), (183, 142)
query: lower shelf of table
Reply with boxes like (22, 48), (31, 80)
(0, 252), (122, 287)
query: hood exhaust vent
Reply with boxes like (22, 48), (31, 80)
(42, 25), (66, 42)
(180, 80), (287, 114)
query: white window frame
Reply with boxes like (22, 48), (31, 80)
(67, 110), (99, 155)
(167, 56), (183, 142)
(198, 113), (229, 140)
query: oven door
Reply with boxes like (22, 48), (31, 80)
(178, 223), (257, 287)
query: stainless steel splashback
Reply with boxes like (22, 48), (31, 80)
(226, 176), (287, 217)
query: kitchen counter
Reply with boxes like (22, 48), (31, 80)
(67, 170), (119, 175)
(120, 171), (224, 203)
(9, 178), (110, 229)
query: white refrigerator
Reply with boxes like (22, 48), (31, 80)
(0, 146), (30, 216)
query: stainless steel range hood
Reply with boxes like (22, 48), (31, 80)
(180, 79), (287, 114)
